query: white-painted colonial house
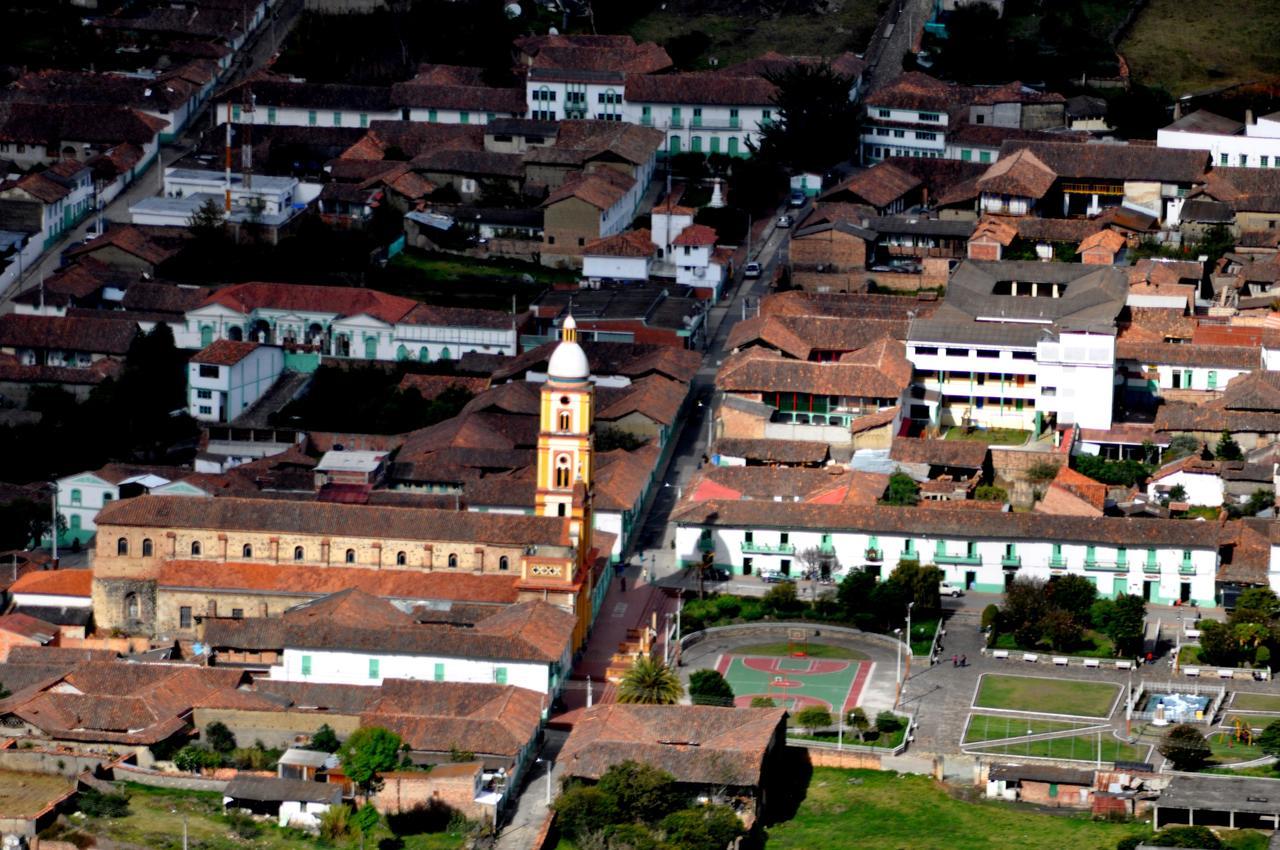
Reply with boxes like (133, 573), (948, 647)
(187, 339), (285, 423)
(581, 230), (654, 283)
(51, 464), (190, 546)
(0, 159), (94, 251)
(213, 76), (399, 130)
(1158, 110), (1280, 170)
(671, 223), (728, 297)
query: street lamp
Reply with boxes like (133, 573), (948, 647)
(893, 627), (903, 688)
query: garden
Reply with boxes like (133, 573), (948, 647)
(1178, 588), (1280, 673)
(982, 576), (1146, 659)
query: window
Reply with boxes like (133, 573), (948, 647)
(1208, 370), (1218, 389)
(232, 608), (243, 619)
(301, 655), (312, 676)
(198, 405), (212, 415)
(124, 592), (139, 620)
(179, 607), (192, 629)
(196, 389), (212, 399)
(142, 538), (153, 557)
(70, 488), (82, 505)
(893, 130), (905, 138)
(308, 110), (317, 126)
(494, 667), (508, 684)
(294, 546), (304, 561)
(267, 106), (277, 124)
(1221, 153), (1230, 165)
(198, 364), (220, 378)
(1240, 154), (1248, 166)
(369, 658), (380, 679)
(559, 411), (571, 431)
(877, 109), (890, 118)
(976, 114), (985, 125)
(242, 544), (253, 558)
(434, 662), (445, 681)
(332, 111), (342, 126)
(232, 104), (241, 122)
(762, 109), (771, 124)
(916, 131), (936, 141)
(448, 553), (458, 568)
(396, 551), (407, 565)
(876, 128), (889, 137)
(499, 556), (509, 571)
(117, 537), (129, 556)
(191, 540), (201, 556)
(919, 112), (940, 122)
(460, 111), (470, 124)
(359, 112), (368, 128)
(428, 108), (438, 122)
(1263, 156), (1271, 167)
(345, 548), (356, 564)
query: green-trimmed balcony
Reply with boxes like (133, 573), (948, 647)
(742, 541), (795, 555)
(1000, 554), (1021, 568)
(935, 553), (982, 566)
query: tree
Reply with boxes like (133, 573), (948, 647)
(1025, 461), (1060, 485)
(1091, 594), (1146, 657)
(797, 546), (840, 581)
(1230, 587), (1280, 627)
(836, 569), (877, 621)
(186, 197), (226, 239)
(309, 723), (341, 753)
(875, 712), (905, 735)
(1197, 619), (1239, 667)
(974, 485), (1007, 502)
(1043, 609), (1085, 652)
(173, 745), (220, 773)
(657, 805), (743, 850)
(594, 426), (648, 452)
(338, 726), (403, 796)
(1166, 484), (1188, 503)
(762, 580), (803, 616)
(553, 786), (619, 842)
(617, 656), (684, 705)
(751, 63), (860, 174)
(935, 2), (1007, 83)
(1163, 435), (1202, 462)
(596, 761), (683, 824)
(1002, 577), (1049, 647)
(1215, 429), (1243, 461)
(884, 560), (943, 617)
(1148, 825), (1223, 849)
(1159, 724), (1211, 771)
(204, 721), (236, 755)
(0, 498), (55, 550)
(980, 604), (1000, 632)
(1258, 720), (1280, 759)
(880, 471), (920, 506)
(688, 669), (735, 707)
(1046, 574), (1098, 623)
(794, 706), (833, 735)
(846, 707), (871, 741)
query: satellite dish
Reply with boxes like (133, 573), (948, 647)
(504, 2), (522, 17)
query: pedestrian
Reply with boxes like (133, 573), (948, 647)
(620, 575), (627, 592)
(642, 567), (649, 585)
(952, 654), (958, 667)
(960, 654), (967, 668)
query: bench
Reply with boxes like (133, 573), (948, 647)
(1083, 658), (1100, 668)
(1184, 667), (1200, 677)
(1219, 669), (1236, 679)
(1053, 657), (1069, 666)
(992, 650), (1009, 660)
(1115, 660), (1132, 670)
(1023, 653), (1038, 663)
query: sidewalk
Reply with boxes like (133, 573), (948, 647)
(573, 563), (674, 683)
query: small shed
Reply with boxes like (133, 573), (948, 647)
(986, 764), (1096, 808)
(223, 776), (341, 830)
(277, 748), (337, 782)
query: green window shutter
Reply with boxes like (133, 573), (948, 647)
(1049, 783), (1058, 798)
(368, 658), (379, 679)
(460, 111), (470, 124)
(1207, 371), (1217, 389)
(232, 104), (241, 121)
(333, 111), (342, 126)
(1147, 548), (1157, 567)
(494, 667), (508, 685)
(428, 109), (438, 122)
(267, 107), (277, 124)
(301, 655), (311, 676)
(434, 662), (445, 681)
(961, 149), (972, 161)
(308, 110), (317, 126)
(1117, 546), (1127, 566)
(934, 540), (946, 556)
(359, 113), (368, 128)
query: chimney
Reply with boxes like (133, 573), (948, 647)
(1246, 109), (1255, 125)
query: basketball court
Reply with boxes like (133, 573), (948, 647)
(713, 631), (874, 713)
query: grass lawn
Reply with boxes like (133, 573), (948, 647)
(991, 630), (1115, 659)
(1234, 693), (1280, 712)
(944, 427), (1030, 446)
(962, 714), (1089, 744)
(736, 642), (869, 660)
(789, 725), (907, 749)
(974, 674), (1119, 717)
(969, 733), (1149, 764)
(1223, 713), (1280, 732)
(376, 250), (564, 312)
(762, 768), (1148, 850)
(73, 784), (468, 850)
(627, 5), (880, 71)
(0, 771), (72, 818)
(1207, 730), (1268, 765)
(1178, 645), (1202, 665)
(1206, 764), (1280, 778)
(1121, 0), (1280, 95)
(910, 616), (941, 657)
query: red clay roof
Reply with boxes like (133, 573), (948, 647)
(672, 224), (718, 246)
(192, 339), (261, 366)
(583, 229), (654, 258)
(200, 282), (418, 324)
(8, 569), (93, 598)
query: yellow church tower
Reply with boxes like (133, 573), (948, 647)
(536, 315), (595, 548)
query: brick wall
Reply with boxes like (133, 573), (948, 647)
(719, 402), (767, 440)
(373, 765), (492, 824)
(791, 229), (868, 272)
(0, 630), (42, 662)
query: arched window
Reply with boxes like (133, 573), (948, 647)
(555, 459), (571, 488)
(242, 543), (253, 558)
(396, 551), (407, 566)
(124, 592), (139, 621)
(499, 556), (509, 571)
(141, 538), (153, 557)
(448, 554), (458, 568)
(117, 537), (129, 556)
(70, 488), (82, 505)
(294, 546), (304, 561)
(191, 540), (201, 556)
(345, 548), (356, 564)
(558, 411), (571, 431)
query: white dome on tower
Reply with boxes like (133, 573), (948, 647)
(548, 314), (589, 381)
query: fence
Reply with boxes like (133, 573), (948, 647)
(1127, 680), (1227, 725)
(785, 709), (916, 757)
(983, 647), (1139, 671)
(111, 763), (228, 793)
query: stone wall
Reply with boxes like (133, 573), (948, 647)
(0, 749), (108, 777)
(373, 766), (492, 824)
(111, 764), (228, 792)
(791, 229), (868, 272)
(191, 707), (361, 751)
(990, 447), (1063, 507)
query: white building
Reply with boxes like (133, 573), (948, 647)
(176, 282), (518, 362)
(620, 72), (777, 158)
(674, 499), (1220, 605)
(213, 78), (400, 130)
(581, 230), (654, 283)
(0, 159), (94, 252)
(671, 223), (728, 296)
(1158, 110), (1280, 169)
(130, 167), (312, 230)
(188, 339), (285, 423)
(51, 464), (189, 546)
(1146, 457), (1226, 507)
(907, 261), (1128, 432)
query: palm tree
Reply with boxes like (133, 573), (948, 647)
(617, 656), (684, 705)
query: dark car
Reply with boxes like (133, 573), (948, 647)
(705, 566), (731, 582)
(760, 570), (789, 583)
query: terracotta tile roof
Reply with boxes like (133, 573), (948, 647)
(390, 82), (526, 113)
(976, 148), (1056, 199)
(543, 168), (635, 211)
(560, 704), (785, 787)
(2, 171), (71, 204)
(726, 314), (907, 359)
(584, 229), (654, 258)
(652, 195), (695, 216)
(823, 162), (922, 209)
(192, 339), (261, 366)
(1049, 465), (1107, 510)
(0, 354), (123, 386)
(200, 282), (418, 324)
(11, 256), (126, 309)
(490, 340), (700, 384)
(866, 72), (955, 112)
(222, 73), (392, 112)
(624, 71), (776, 106)
(889, 438), (988, 469)
(999, 140), (1209, 184)
(969, 216), (1018, 247)
(596, 374), (688, 426)
(0, 102), (166, 147)
(1197, 167), (1280, 214)
(0, 313), (138, 355)
(0, 613), (57, 643)
(399, 302), (516, 330)
(1078, 229), (1127, 255)
(397, 374), (490, 401)
(1115, 341), (1259, 370)
(7, 569), (92, 598)
(3, 68), (197, 113)
(65, 224), (188, 266)
(1015, 217), (1103, 243)
(414, 148), (525, 178)
(717, 339), (911, 398)
(671, 224), (718, 247)
(971, 81), (1065, 105)
(158, 560), (521, 604)
(98, 495), (571, 547)
(592, 445), (659, 511)
(363, 679), (545, 757)
(760, 289), (940, 322)
(524, 37), (672, 76)
(1218, 518), (1271, 584)
(5, 646), (117, 664)
(712, 438), (829, 465)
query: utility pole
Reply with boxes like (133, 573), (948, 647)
(49, 481), (58, 561)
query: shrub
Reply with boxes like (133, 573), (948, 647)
(352, 802), (381, 834)
(846, 707), (871, 740)
(596, 761), (683, 824)
(974, 485), (1008, 502)
(173, 744), (221, 773)
(658, 805), (743, 850)
(980, 604), (999, 631)
(712, 595), (741, 619)
(875, 711), (905, 735)
(750, 697), (776, 708)
(204, 721), (236, 755)
(553, 786), (619, 840)
(880, 471), (920, 506)
(309, 723), (341, 753)
(1257, 646), (1272, 668)
(318, 804), (352, 840)
(688, 669), (735, 706)
(762, 581), (802, 615)
(794, 706), (833, 734)
(1025, 461), (1060, 484)
(225, 809), (260, 839)
(1149, 825), (1223, 849)
(78, 788), (130, 818)
(1159, 724), (1211, 771)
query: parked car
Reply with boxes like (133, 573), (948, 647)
(776, 214), (794, 228)
(940, 581), (965, 597)
(743, 261), (762, 279)
(760, 570), (790, 584)
(788, 190), (806, 207)
(704, 566), (731, 582)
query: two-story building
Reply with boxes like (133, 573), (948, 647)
(0, 159), (94, 251)
(187, 339), (285, 423)
(214, 75), (399, 130)
(0, 313), (138, 368)
(391, 65), (526, 125)
(0, 102), (166, 171)
(51, 463), (194, 547)
(861, 73), (955, 162)
(1157, 110), (1280, 170)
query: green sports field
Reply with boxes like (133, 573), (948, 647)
(974, 674), (1120, 718)
(715, 652), (871, 713)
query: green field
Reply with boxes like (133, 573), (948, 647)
(962, 714), (1090, 744)
(1121, 0), (1280, 95)
(974, 675), (1120, 717)
(1232, 693), (1280, 712)
(969, 733), (1149, 764)
(375, 250), (564, 312)
(1223, 713), (1280, 732)
(736, 642), (869, 660)
(762, 769), (1148, 850)
(1207, 730), (1268, 765)
(944, 427), (1030, 446)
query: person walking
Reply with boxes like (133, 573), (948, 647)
(960, 654), (967, 668)
(952, 654), (958, 667)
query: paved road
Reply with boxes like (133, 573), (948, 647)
(863, 0), (935, 94)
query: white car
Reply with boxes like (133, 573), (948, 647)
(940, 581), (965, 597)
(743, 261), (762, 279)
